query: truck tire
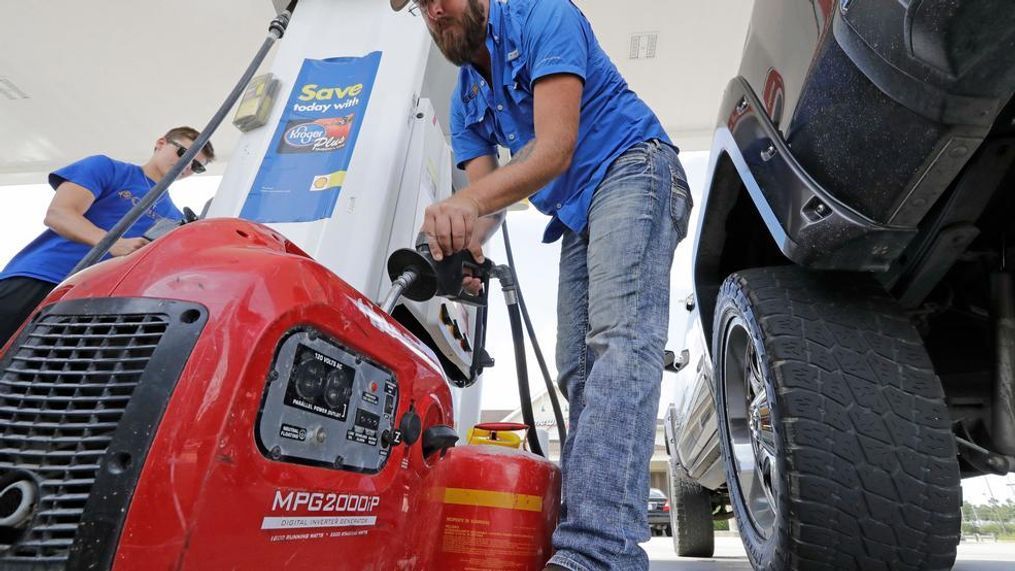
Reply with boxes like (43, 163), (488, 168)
(712, 267), (961, 570)
(668, 458), (714, 557)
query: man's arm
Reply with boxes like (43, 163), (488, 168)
(423, 73), (582, 259)
(459, 155), (501, 294)
(45, 182), (148, 256)
(463, 154), (504, 258)
(468, 74), (582, 213)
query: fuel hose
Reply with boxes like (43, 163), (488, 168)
(501, 221), (567, 447)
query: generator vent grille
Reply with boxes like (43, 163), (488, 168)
(0, 312), (168, 564)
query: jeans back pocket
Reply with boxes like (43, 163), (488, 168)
(670, 170), (693, 241)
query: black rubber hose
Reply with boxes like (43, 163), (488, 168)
(501, 222), (567, 445)
(69, 5), (298, 275)
(470, 305), (489, 380)
(507, 299), (544, 456)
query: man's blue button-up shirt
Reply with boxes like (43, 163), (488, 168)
(449, 0), (674, 243)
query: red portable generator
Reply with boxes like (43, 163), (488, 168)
(0, 219), (560, 570)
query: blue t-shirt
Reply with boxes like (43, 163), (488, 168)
(0, 155), (183, 284)
(450, 0), (673, 243)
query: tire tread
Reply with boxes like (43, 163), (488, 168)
(670, 459), (715, 557)
(719, 267), (961, 570)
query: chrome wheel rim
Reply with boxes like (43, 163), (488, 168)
(722, 318), (777, 538)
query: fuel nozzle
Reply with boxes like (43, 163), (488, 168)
(382, 248), (438, 313)
(382, 234), (494, 313)
(381, 235), (496, 385)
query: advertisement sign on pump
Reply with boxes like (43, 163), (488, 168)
(241, 52), (382, 223)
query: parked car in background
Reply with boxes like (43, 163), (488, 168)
(648, 487), (671, 537)
(664, 1), (1015, 569)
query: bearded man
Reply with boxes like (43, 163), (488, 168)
(401, 1), (692, 568)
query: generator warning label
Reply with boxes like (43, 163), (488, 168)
(441, 516), (538, 570)
(280, 423), (307, 441)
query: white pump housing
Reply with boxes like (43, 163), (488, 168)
(206, 0), (482, 436)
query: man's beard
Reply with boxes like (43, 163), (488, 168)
(428, 0), (487, 66)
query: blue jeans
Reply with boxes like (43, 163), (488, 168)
(548, 140), (690, 570)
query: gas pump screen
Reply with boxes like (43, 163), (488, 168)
(241, 52), (382, 223)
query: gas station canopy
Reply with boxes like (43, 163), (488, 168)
(0, 0), (750, 185)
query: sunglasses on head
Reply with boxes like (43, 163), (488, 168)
(169, 140), (207, 174)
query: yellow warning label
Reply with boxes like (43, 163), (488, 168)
(442, 488), (543, 512)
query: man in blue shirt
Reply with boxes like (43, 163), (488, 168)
(0, 126), (214, 347)
(403, 0), (692, 568)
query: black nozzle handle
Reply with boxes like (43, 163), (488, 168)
(412, 235), (493, 307)
(387, 235), (494, 307)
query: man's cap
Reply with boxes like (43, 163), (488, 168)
(390, 0), (411, 11)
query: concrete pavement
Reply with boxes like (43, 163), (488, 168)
(645, 535), (1015, 570)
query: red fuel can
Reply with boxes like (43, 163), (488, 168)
(426, 442), (561, 570)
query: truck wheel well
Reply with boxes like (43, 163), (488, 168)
(694, 152), (789, 342)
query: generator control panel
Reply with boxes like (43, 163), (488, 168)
(257, 329), (399, 474)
